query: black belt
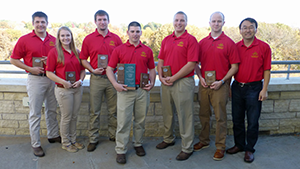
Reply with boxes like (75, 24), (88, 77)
(57, 84), (64, 88)
(29, 73), (46, 76)
(93, 73), (108, 79)
(234, 80), (262, 87)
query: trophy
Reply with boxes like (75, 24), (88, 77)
(161, 65), (172, 78)
(205, 71), (216, 86)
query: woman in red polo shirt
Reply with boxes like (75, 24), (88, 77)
(46, 26), (86, 153)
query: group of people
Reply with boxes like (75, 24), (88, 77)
(10, 9), (271, 165)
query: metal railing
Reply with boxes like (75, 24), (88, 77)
(1, 60), (300, 79)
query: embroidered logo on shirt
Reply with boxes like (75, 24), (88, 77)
(177, 41), (184, 47)
(141, 52), (147, 57)
(49, 41), (55, 46)
(251, 52), (259, 58)
(109, 41), (115, 46)
(217, 43), (224, 49)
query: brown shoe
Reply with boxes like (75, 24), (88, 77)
(87, 142), (99, 152)
(226, 146), (243, 154)
(193, 142), (209, 151)
(134, 146), (146, 156)
(48, 136), (61, 143)
(213, 149), (225, 161)
(244, 151), (254, 163)
(32, 146), (45, 157)
(109, 138), (116, 142)
(176, 151), (193, 161)
(156, 141), (175, 149)
(116, 154), (126, 164)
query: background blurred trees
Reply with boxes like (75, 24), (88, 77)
(0, 20), (300, 68)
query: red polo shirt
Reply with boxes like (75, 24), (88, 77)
(158, 30), (199, 78)
(11, 30), (56, 72)
(46, 47), (85, 85)
(108, 40), (155, 85)
(235, 37), (272, 83)
(199, 32), (240, 80)
(79, 29), (122, 74)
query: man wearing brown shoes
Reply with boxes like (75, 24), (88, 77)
(156, 11), (199, 161)
(194, 11), (240, 161)
(226, 18), (271, 163)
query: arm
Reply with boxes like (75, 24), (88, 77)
(259, 70), (270, 101)
(143, 68), (156, 91)
(168, 61), (196, 83)
(106, 66), (127, 92)
(210, 63), (238, 90)
(10, 58), (44, 75)
(46, 71), (72, 89)
(81, 59), (104, 75)
(195, 63), (208, 88)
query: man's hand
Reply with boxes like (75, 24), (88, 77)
(113, 83), (128, 92)
(62, 81), (73, 89)
(210, 80), (223, 90)
(200, 76), (208, 88)
(41, 56), (47, 65)
(92, 68), (105, 75)
(160, 76), (173, 86)
(259, 89), (268, 101)
(72, 80), (82, 88)
(29, 67), (44, 75)
(142, 83), (154, 91)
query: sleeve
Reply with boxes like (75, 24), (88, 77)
(157, 39), (166, 60)
(148, 49), (155, 69)
(108, 48), (119, 69)
(11, 37), (25, 59)
(46, 49), (57, 72)
(187, 36), (199, 62)
(228, 41), (240, 64)
(79, 37), (89, 60)
(263, 43), (272, 70)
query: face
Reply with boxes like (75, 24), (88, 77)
(127, 26), (142, 44)
(240, 20), (257, 40)
(59, 29), (72, 47)
(95, 15), (109, 31)
(209, 13), (224, 33)
(173, 14), (187, 34)
(32, 17), (48, 34)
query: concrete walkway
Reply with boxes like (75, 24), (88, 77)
(0, 135), (299, 169)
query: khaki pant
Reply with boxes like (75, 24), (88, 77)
(160, 77), (195, 153)
(115, 88), (149, 154)
(198, 81), (229, 150)
(55, 86), (83, 146)
(89, 74), (117, 143)
(27, 74), (59, 148)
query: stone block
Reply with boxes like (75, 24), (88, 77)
(289, 100), (300, 111)
(40, 121), (47, 129)
(281, 91), (300, 99)
(14, 101), (30, 114)
(274, 100), (289, 113)
(259, 119), (280, 131)
(280, 119), (300, 127)
(79, 103), (89, 115)
(2, 114), (27, 120)
(77, 121), (88, 130)
(0, 101), (14, 113)
(0, 128), (15, 135)
(147, 103), (154, 116)
(78, 115), (89, 122)
(19, 121), (29, 128)
(0, 120), (18, 128)
(4, 92), (28, 100)
(261, 100), (274, 113)
(154, 103), (162, 116)
(268, 92), (280, 100)
(0, 92), (3, 100)
(145, 116), (163, 123)
(16, 128), (30, 135)
(260, 112), (296, 119)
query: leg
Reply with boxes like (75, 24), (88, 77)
(69, 86), (83, 144)
(105, 78), (117, 140)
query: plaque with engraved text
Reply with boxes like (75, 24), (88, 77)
(66, 71), (76, 84)
(98, 54), (108, 69)
(117, 64), (136, 90)
(32, 57), (43, 68)
(162, 66), (172, 78)
(140, 73), (149, 88)
(205, 71), (216, 86)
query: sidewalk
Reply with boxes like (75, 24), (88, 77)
(0, 135), (299, 169)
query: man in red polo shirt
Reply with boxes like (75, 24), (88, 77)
(226, 18), (271, 163)
(193, 11), (240, 161)
(80, 10), (122, 152)
(106, 21), (156, 164)
(10, 11), (60, 157)
(156, 11), (199, 161)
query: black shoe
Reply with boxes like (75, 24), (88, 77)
(134, 146), (146, 156)
(109, 138), (116, 142)
(48, 136), (61, 143)
(156, 141), (175, 149)
(87, 142), (99, 152)
(32, 146), (45, 157)
(116, 154), (126, 164)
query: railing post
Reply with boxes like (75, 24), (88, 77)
(287, 64), (291, 80)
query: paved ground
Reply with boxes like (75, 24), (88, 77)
(0, 135), (299, 169)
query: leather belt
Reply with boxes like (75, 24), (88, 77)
(93, 73), (108, 79)
(57, 84), (64, 88)
(234, 80), (262, 87)
(29, 73), (46, 76)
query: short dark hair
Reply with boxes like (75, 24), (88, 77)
(239, 17), (258, 29)
(32, 11), (48, 22)
(94, 10), (109, 22)
(128, 21), (141, 30)
(174, 11), (188, 22)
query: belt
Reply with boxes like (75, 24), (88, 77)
(57, 84), (64, 88)
(93, 73), (108, 79)
(29, 73), (46, 76)
(234, 80), (262, 87)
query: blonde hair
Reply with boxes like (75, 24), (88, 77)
(56, 26), (79, 64)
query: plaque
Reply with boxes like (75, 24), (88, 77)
(140, 73), (149, 88)
(117, 64), (136, 90)
(32, 57), (43, 68)
(162, 66), (172, 78)
(205, 71), (216, 86)
(66, 71), (76, 84)
(98, 54), (108, 69)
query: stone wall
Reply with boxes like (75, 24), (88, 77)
(0, 78), (300, 137)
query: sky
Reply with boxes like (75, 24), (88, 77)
(1, 0), (299, 28)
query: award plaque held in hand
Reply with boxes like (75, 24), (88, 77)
(117, 64), (136, 90)
(66, 71), (76, 84)
(32, 57), (43, 68)
(205, 71), (216, 86)
(140, 73), (149, 88)
(162, 66), (172, 78)
(98, 54), (108, 69)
